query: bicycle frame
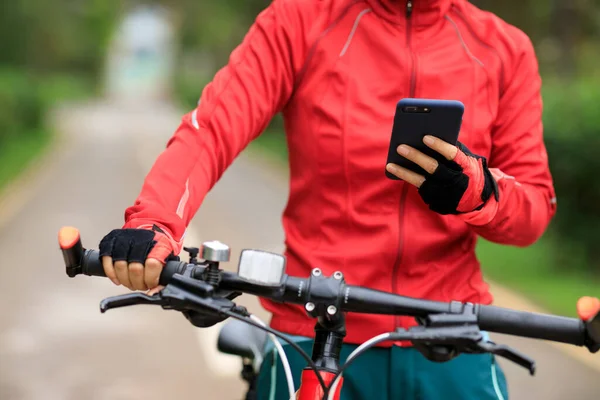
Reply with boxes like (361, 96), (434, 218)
(298, 369), (343, 400)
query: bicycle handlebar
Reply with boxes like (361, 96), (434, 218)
(63, 234), (600, 353)
(70, 247), (187, 285)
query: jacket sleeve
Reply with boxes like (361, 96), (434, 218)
(122, 0), (307, 246)
(459, 33), (557, 246)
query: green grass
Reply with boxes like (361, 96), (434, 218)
(249, 128), (600, 317)
(0, 129), (52, 190)
(477, 238), (599, 318)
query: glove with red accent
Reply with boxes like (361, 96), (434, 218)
(99, 224), (180, 291)
(385, 135), (499, 215)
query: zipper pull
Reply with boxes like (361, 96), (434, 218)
(406, 0), (413, 18)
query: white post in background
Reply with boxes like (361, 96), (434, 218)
(104, 4), (175, 105)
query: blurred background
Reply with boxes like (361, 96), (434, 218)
(0, 0), (599, 399)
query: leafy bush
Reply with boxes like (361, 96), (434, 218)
(0, 68), (91, 145)
(0, 1), (120, 76)
(0, 1), (118, 189)
(543, 78), (600, 273)
(0, 69), (44, 144)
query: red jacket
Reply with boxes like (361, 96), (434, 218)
(124, 0), (557, 345)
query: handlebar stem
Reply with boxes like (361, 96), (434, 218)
(303, 269), (345, 321)
(311, 315), (346, 373)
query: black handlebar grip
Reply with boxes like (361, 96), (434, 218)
(81, 249), (106, 277)
(478, 305), (586, 346)
(80, 249), (187, 286)
(59, 227), (187, 286)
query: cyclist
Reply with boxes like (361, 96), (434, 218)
(98, 0), (556, 398)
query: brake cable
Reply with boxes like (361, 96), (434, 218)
(99, 275), (330, 395)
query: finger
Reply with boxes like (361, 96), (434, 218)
(386, 163), (426, 188)
(423, 135), (458, 161)
(144, 258), (163, 290)
(102, 256), (120, 286)
(146, 285), (164, 296)
(128, 262), (147, 291)
(114, 260), (133, 290)
(397, 145), (439, 174)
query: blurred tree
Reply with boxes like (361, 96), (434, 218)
(0, 0), (121, 76)
(0, 0), (121, 149)
(473, 0), (600, 77)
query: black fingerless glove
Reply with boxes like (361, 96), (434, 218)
(99, 224), (177, 264)
(418, 142), (499, 215)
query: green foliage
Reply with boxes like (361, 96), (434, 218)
(0, 67), (90, 189)
(0, 67), (91, 147)
(168, 1), (261, 107)
(0, 128), (51, 189)
(477, 238), (599, 317)
(543, 78), (600, 272)
(0, 70), (44, 143)
(0, 1), (120, 74)
(473, 0), (600, 77)
(0, 0), (119, 190)
(174, 73), (209, 111)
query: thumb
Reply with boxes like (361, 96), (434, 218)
(146, 285), (164, 296)
(147, 233), (178, 264)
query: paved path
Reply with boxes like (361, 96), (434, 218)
(0, 99), (598, 399)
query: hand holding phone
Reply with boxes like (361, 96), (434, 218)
(384, 99), (499, 216)
(385, 98), (464, 180)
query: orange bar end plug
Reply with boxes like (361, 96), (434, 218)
(577, 296), (600, 322)
(58, 226), (80, 250)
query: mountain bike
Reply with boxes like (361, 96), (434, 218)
(59, 227), (600, 400)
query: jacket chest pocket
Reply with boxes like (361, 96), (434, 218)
(294, 26), (410, 220)
(314, 27), (416, 217)
(311, 64), (416, 219)
(415, 44), (497, 159)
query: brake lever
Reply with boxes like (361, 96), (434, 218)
(474, 340), (536, 376)
(401, 312), (537, 376)
(99, 273), (248, 326)
(159, 276), (247, 316)
(100, 292), (165, 313)
(98, 274), (219, 314)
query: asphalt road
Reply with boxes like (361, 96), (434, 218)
(0, 99), (599, 399)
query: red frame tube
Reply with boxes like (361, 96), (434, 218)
(297, 369), (343, 400)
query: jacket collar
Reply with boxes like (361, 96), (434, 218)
(365, 0), (454, 26)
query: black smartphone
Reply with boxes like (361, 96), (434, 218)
(385, 98), (464, 180)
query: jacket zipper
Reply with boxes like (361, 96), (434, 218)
(392, 0), (415, 329)
(406, 1), (417, 96)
